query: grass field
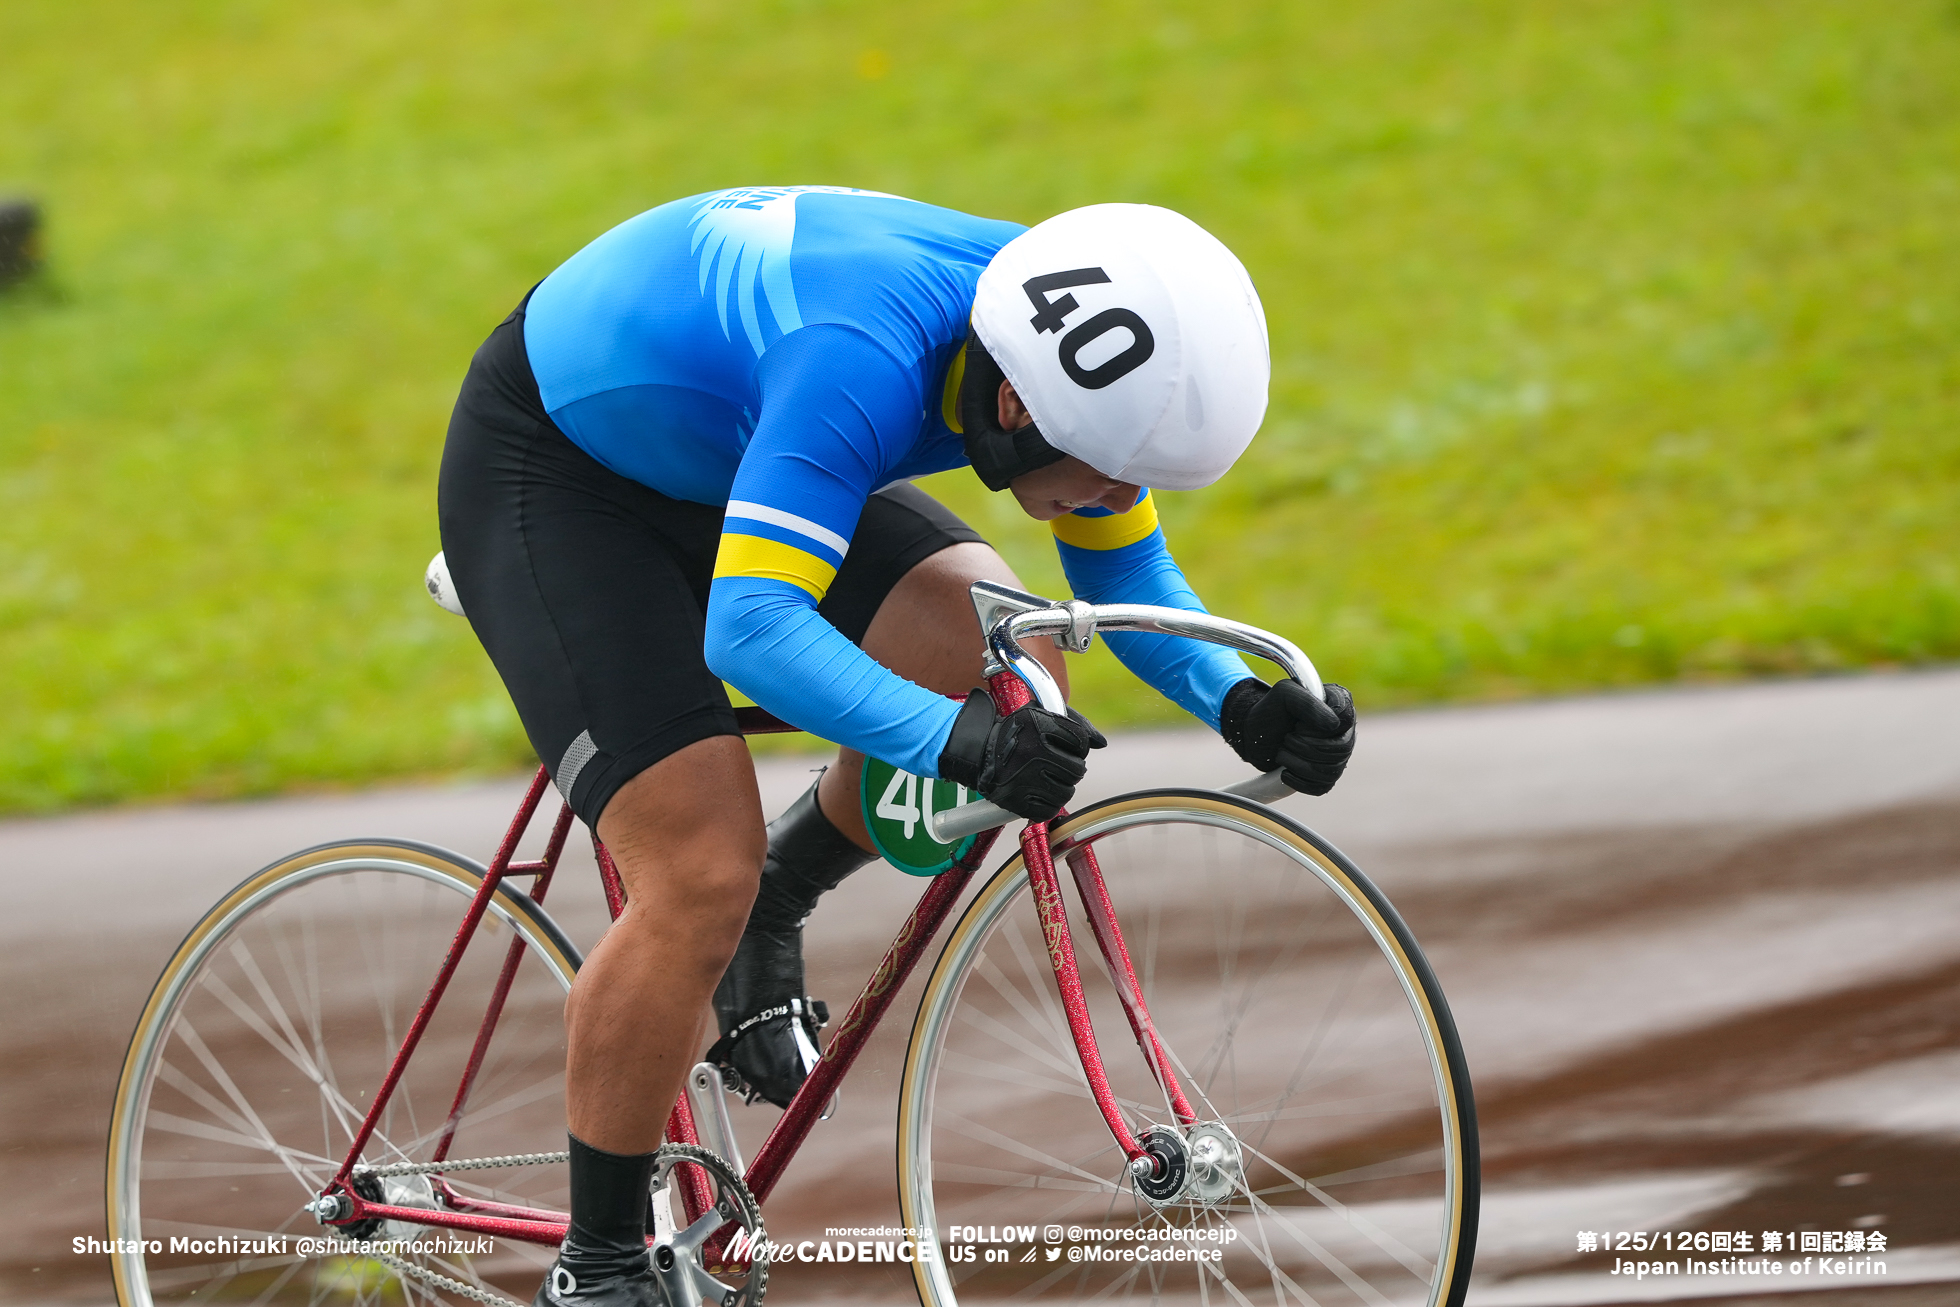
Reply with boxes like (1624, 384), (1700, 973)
(2, 0), (1957, 812)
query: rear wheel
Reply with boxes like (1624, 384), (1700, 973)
(898, 790), (1477, 1307)
(107, 840), (580, 1306)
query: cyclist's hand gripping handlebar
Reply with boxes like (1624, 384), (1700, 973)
(1220, 677), (1356, 796)
(939, 690), (1107, 823)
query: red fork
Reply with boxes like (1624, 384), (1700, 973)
(983, 665), (1195, 1170)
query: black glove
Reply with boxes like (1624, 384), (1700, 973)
(939, 689), (1107, 822)
(1220, 677), (1356, 796)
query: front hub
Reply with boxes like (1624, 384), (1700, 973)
(1130, 1122), (1244, 1208)
(1183, 1122), (1244, 1205)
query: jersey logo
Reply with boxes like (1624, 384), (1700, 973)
(688, 186), (898, 356)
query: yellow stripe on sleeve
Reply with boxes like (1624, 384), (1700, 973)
(1049, 493), (1160, 551)
(712, 533), (839, 601)
(941, 344), (967, 433)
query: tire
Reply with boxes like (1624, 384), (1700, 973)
(897, 790), (1477, 1307)
(107, 840), (582, 1307)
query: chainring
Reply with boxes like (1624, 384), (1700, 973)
(651, 1143), (767, 1307)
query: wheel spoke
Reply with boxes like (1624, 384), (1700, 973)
(941, 1046), (1090, 1099)
(991, 919), (1077, 1059)
(951, 987), (1084, 1083)
(200, 954), (373, 1149)
(162, 1022), (329, 1190)
(1198, 1248), (1265, 1307)
(1236, 1188), (1399, 1307)
(204, 959), (324, 1089)
(938, 1108), (1126, 1194)
(228, 940), (333, 1090)
(1234, 1141), (1436, 1280)
(154, 1056), (324, 1165)
(268, 915), (358, 1164)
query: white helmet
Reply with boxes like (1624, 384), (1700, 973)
(967, 203), (1269, 491)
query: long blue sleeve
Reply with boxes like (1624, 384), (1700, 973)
(1052, 493), (1252, 730)
(702, 325), (963, 776)
(707, 585), (961, 774)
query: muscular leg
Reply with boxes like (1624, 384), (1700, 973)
(568, 735), (767, 1153)
(534, 739), (763, 1306)
(817, 540), (1070, 848)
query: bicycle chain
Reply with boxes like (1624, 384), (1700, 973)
(354, 1150), (571, 1178)
(345, 1144), (765, 1306)
(335, 1150), (562, 1307)
(363, 1244), (528, 1307)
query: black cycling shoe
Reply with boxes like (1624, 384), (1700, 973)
(708, 996), (830, 1109)
(533, 1256), (663, 1307)
(710, 778), (873, 1107)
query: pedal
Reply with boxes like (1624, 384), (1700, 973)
(707, 996), (831, 1109)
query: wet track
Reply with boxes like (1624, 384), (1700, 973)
(4, 669), (1957, 1305)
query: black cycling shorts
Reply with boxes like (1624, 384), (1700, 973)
(437, 296), (986, 830)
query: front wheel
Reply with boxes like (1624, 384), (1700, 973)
(897, 790), (1478, 1307)
(107, 840), (582, 1306)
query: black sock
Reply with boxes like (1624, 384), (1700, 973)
(559, 1134), (654, 1276)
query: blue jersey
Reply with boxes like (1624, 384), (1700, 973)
(524, 186), (1250, 776)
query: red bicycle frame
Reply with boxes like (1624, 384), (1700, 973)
(315, 695), (1190, 1242)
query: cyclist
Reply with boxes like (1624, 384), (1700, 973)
(436, 186), (1356, 1307)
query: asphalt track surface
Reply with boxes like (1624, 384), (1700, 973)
(4, 668), (1957, 1306)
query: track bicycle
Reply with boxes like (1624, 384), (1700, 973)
(107, 576), (1479, 1307)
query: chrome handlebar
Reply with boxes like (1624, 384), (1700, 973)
(929, 583), (1326, 843)
(988, 601), (1323, 716)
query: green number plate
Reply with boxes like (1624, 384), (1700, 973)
(860, 756), (978, 876)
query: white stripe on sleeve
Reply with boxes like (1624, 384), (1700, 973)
(724, 500), (852, 558)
